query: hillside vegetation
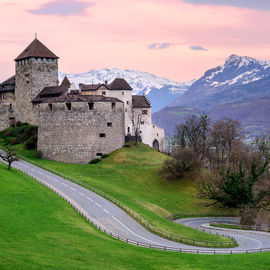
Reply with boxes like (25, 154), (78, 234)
(1, 135), (236, 243)
(1, 162), (270, 270)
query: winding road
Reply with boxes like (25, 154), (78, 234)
(3, 157), (270, 254)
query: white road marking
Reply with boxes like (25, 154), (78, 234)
(95, 203), (101, 208)
(62, 183), (68, 187)
(70, 187), (77, 192)
(112, 216), (161, 245)
(230, 234), (262, 249)
(86, 197), (93, 202)
(53, 179), (60, 183)
(78, 192), (85, 197)
(103, 209), (109, 214)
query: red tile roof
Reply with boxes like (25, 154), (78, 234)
(15, 38), (59, 61)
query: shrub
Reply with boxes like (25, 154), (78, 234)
(16, 121), (22, 126)
(89, 158), (101, 164)
(25, 134), (37, 150)
(36, 150), (43, 159)
(101, 154), (109, 159)
(123, 143), (131, 148)
(161, 147), (200, 180)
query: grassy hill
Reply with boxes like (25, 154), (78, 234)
(2, 140), (236, 244)
(1, 162), (270, 270)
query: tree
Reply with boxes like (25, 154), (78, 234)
(130, 109), (142, 146)
(209, 118), (242, 168)
(0, 148), (18, 170)
(176, 115), (210, 161)
(161, 148), (200, 180)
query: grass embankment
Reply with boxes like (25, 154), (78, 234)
(1, 163), (270, 270)
(2, 139), (236, 245)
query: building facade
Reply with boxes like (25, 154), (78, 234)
(0, 38), (165, 163)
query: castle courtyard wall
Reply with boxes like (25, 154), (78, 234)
(0, 93), (15, 131)
(37, 101), (125, 164)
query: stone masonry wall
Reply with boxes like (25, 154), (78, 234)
(15, 58), (58, 125)
(0, 92), (16, 131)
(37, 101), (125, 164)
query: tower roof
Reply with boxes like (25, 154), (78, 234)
(109, 78), (132, 90)
(14, 38), (59, 61)
(61, 76), (71, 87)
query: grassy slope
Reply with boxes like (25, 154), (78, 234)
(1, 163), (270, 270)
(7, 142), (236, 243)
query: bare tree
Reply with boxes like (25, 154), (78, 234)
(209, 118), (242, 168)
(176, 115), (210, 161)
(0, 148), (18, 170)
(129, 109), (142, 146)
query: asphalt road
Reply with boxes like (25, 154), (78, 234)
(2, 157), (270, 254)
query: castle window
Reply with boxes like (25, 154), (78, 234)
(9, 104), (13, 110)
(99, 133), (106, 138)
(142, 110), (148, 115)
(157, 133), (159, 137)
(66, 103), (72, 110)
(35, 57), (38, 62)
(102, 91), (106, 95)
(96, 153), (102, 157)
(25, 59), (28, 64)
(111, 102), (116, 109)
(88, 102), (94, 110)
(140, 121), (144, 125)
(126, 101), (129, 105)
(127, 127), (130, 133)
(107, 122), (112, 127)
(48, 104), (52, 111)
(122, 91), (124, 95)
(52, 59), (55, 64)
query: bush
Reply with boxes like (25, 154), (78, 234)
(89, 158), (101, 164)
(101, 154), (109, 159)
(25, 134), (37, 150)
(16, 121), (22, 127)
(161, 148), (200, 180)
(36, 150), (43, 159)
(123, 143), (131, 148)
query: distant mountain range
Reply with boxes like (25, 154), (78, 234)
(153, 55), (270, 138)
(171, 54), (270, 109)
(59, 68), (194, 112)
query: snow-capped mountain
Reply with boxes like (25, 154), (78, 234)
(171, 54), (270, 109)
(59, 68), (193, 112)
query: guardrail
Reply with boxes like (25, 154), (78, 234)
(18, 168), (270, 254)
(0, 148), (236, 248)
(210, 222), (270, 233)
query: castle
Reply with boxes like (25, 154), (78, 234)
(0, 38), (165, 164)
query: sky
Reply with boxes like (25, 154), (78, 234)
(0, 0), (270, 82)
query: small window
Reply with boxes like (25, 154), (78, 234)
(142, 110), (148, 115)
(99, 133), (106, 137)
(102, 91), (106, 95)
(157, 133), (159, 137)
(127, 127), (130, 133)
(9, 103), (12, 110)
(96, 153), (103, 157)
(48, 104), (52, 111)
(140, 131), (142, 134)
(88, 102), (94, 110)
(126, 101), (129, 105)
(66, 103), (71, 110)
(107, 122), (112, 127)
(112, 102), (116, 109)
(122, 91), (124, 95)
(140, 121), (144, 125)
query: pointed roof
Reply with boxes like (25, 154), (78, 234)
(15, 38), (59, 61)
(0, 75), (15, 93)
(61, 76), (71, 87)
(109, 78), (132, 90)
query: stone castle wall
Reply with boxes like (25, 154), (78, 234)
(37, 101), (125, 164)
(15, 58), (58, 125)
(0, 92), (16, 131)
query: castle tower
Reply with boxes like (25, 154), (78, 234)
(14, 37), (59, 124)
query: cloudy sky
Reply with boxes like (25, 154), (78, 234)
(0, 0), (270, 82)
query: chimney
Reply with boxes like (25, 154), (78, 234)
(105, 80), (108, 85)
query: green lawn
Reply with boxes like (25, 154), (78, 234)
(3, 141), (237, 245)
(1, 163), (270, 270)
